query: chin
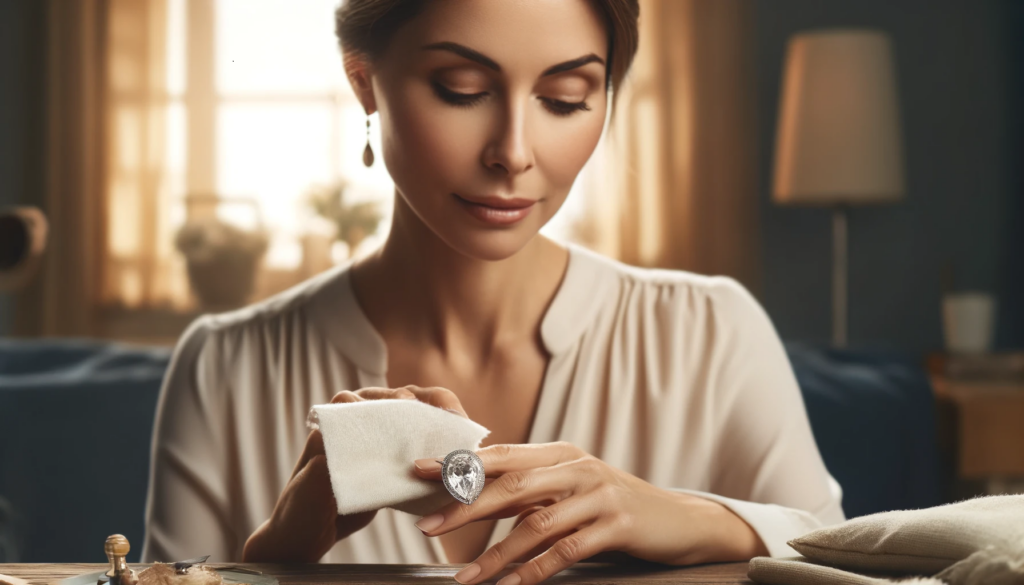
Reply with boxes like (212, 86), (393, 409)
(397, 188), (564, 262)
(439, 227), (540, 262)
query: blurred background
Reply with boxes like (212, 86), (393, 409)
(0, 0), (1022, 563)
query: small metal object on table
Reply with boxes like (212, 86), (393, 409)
(0, 562), (754, 585)
(60, 567), (275, 585)
(101, 535), (136, 585)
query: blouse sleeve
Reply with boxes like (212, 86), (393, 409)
(140, 316), (241, 562)
(669, 277), (845, 557)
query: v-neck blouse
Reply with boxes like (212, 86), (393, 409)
(140, 244), (845, 565)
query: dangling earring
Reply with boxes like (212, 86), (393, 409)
(362, 117), (374, 167)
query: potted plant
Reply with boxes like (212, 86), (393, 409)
(175, 197), (269, 310)
(305, 180), (383, 258)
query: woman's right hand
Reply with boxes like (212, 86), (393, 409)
(242, 386), (469, 562)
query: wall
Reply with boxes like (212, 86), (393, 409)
(997, 1), (1024, 349)
(0, 0), (44, 336)
(755, 0), (1021, 355)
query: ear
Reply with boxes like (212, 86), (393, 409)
(343, 52), (378, 115)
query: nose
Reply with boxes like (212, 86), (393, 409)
(481, 96), (534, 177)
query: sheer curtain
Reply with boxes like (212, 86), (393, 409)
(576, 0), (760, 291)
(106, 0), (190, 311)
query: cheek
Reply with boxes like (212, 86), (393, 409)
(378, 86), (486, 193)
(533, 111), (605, 194)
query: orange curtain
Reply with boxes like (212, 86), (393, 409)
(17, 0), (110, 336)
(577, 0), (760, 291)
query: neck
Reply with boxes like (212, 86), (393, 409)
(351, 195), (569, 362)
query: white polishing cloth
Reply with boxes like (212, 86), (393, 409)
(309, 399), (491, 517)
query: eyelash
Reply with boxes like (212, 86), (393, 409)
(430, 82), (591, 117)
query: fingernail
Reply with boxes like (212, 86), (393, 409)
(414, 458), (442, 471)
(415, 513), (444, 533)
(444, 407), (467, 418)
(496, 573), (521, 585)
(454, 563), (481, 584)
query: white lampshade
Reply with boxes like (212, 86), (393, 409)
(773, 29), (905, 206)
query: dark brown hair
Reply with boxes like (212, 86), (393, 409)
(335, 0), (640, 98)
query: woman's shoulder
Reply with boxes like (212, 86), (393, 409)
(570, 244), (762, 324)
(169, 262), (358, 374)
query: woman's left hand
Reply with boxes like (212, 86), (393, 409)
(411, 442), (768, 585)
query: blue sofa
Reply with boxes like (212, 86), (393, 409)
(0, 339), (171, 563)
(0, 338), (943, 562)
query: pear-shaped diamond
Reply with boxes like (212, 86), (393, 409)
(441, 450), (484, 505)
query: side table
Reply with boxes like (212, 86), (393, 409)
(928, 360), (1024, 495)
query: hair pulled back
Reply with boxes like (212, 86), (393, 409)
(335, 0), (640, 97)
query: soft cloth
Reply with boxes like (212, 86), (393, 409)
(748, 495), (1024, 585)
(789, 495), (1024, 574)
(309, 399), (490, 517)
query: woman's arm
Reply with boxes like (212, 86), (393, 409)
(140, 317), (239, 562)
(676, 277), (845, 557)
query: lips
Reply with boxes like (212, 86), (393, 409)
(453, 193), (537, 226)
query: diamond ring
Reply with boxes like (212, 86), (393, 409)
(441, 449), (485, 505)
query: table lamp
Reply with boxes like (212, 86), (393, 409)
(773, 28), (905, 347)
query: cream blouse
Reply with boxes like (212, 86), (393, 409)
(140, 243), (845, 564)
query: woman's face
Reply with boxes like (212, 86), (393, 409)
(357, 0), (609, 261)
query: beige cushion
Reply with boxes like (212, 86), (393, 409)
(749, 549), (1024, 585)
(748, 556), (945, 585)
(934, 547), (1024, 585)
(789, 495), (1024, 574)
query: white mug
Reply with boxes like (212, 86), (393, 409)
(942, 292), (996, 354)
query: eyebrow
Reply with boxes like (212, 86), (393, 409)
(421, 42), (605, 77)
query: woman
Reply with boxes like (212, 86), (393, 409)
(141, 1), (844, 583)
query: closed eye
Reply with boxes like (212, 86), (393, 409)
(539, 97), (591, 117)
(431, 81), (592, 117)
(431, 81), (487, 108)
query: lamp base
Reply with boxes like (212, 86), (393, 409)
(832, 207), (848, 348)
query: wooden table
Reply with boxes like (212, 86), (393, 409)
(0, 563), (754, 585)
(930, 371), (1024, 493)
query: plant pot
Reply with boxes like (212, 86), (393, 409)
(185, 250), (263, 310)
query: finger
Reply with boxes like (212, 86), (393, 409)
(329, 390), (367, 403)
(355, 387), (417, 400)
(291, 430), (327, 480)
(413, 442), (589, 480)
(514, 506), (545, 528)
(476, 442), (589, 475)
(511, 534), (564, 564)
(417, 457), (605, 535)
(509, 507), (564, 562)
(459, 497), (604, 585)
(400, 385), (469, 418)
(502, 519), (623, 585)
